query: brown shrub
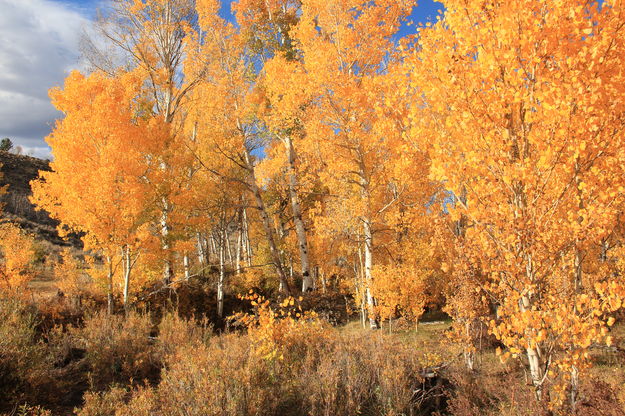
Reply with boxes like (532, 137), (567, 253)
(575, 378), (624, 416)
(155, 334), (280, 416)
(75, 386), (127, 416)
(78, 316), (434, 416)
(72, 311), (158, 390)
(156, 311), (212, 358)
(298, 332), (424, 416)
(0, 299), (53, 411)
(445, 367), (553, 416)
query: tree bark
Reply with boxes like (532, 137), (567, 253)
(107, 255), (114, 315)
(244, 150), (291, 294)
(225, 228), (233, 265)
(183, 253), (190, 281)
(464, 320), (475, 371)
(218, 231), (225, 319)
(242, 207), (252, 266)
(363, 216), (380, 329)
(211, 234), (219, 262)
(197, 232), (206, 268)
(282, 136), (312, 292)
(520, 293), (544, 397)
(122, 246), (131, 311)
(236, 214), (242, 274)
(160, 197), (173, 285)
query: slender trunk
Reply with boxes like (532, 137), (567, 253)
(122, 246), (131, 311)
(244, 150), (291, 294)
(184, 253), (190, 281)
(161, 197), (173, 285)
(197, 232), (206, 267)
(570, 161), (583, 409)
(363, 217), (379, 329)
(218, 231), (225, 319)
(225, 228), (233, 266)
(356, 250), (366, 327)
(520, 294), (544, 397)
(107, 255), (114, 315)
(236, 217), (242, 274)
(210, 234), (217, 262)
(283, 137), (312, 292)
(464, 320), (475, 371)
(570, 365), (579, 412)
(242, 208), (252, 266)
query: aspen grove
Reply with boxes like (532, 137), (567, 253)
(0, 0), (623, 414)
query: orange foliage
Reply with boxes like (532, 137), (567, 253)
(408, 0), (625, 400)
(0, 223), (36, 293)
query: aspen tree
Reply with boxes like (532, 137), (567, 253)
(409, 0), (625, 400)
(85, 0), (203, 284)
(31, 71), (156, 312)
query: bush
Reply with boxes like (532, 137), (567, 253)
(75, 386), (128, 416)
(298, 332), (424, 416)
(79, 305), (430, 416)
(0, 299), (52, 411)
(72, 311), (158, 390)
(156, 311), (212, 358)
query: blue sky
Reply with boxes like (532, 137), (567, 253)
(0, 0), (442, 158)
(54, 0), (444, 25)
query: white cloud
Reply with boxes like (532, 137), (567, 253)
(0, 0), (90, 159)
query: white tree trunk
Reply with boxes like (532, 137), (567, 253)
(107, 255), (114, 315)
(570, 365), (579, 411)
(197, 232), (206, 267)
(236, 219), (242, 274)
(160, 197), (173, 285)
(183, 253), (190, 281)
(283, 137), (312, 292)
(218, 232), (225, 318)
(464, 320), (475, 371)
(225, 228), (233, 265)
(122, 246), (131, 310)
(363, 217), (379, 329)
(242, 208), (252, 266)
(244, 150), (291, 294)
(520, 294), (544, 396)
(354, 261), (366, 329)
(210, 234), (217, 262)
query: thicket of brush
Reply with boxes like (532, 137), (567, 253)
(1, 295), (624, 416)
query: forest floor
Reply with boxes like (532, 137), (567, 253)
(9, 275), (625, 415)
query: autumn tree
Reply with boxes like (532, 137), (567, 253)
(0, 223), (36, 294)
(408, 0), (625, 402)
(234, 0), (319, 293)
(83, 0), (203, 284)
(273, 0), (433, 328)
(186, 1), (296, 294)
(31, 71), (160, 313)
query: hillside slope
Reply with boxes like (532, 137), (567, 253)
(0, 151), (72, 246)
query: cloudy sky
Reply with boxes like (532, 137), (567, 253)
(0, 0), (443, 159)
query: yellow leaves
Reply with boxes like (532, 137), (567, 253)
(279, 297), (296, 308)
(607, 317), (616, 327)
(0, 223), (36, 294)
(234, 291), (324, 363)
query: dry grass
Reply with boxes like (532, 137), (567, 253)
(1, 296), (625, 416)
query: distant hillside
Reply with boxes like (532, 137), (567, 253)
(0, 151), (74, 246)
